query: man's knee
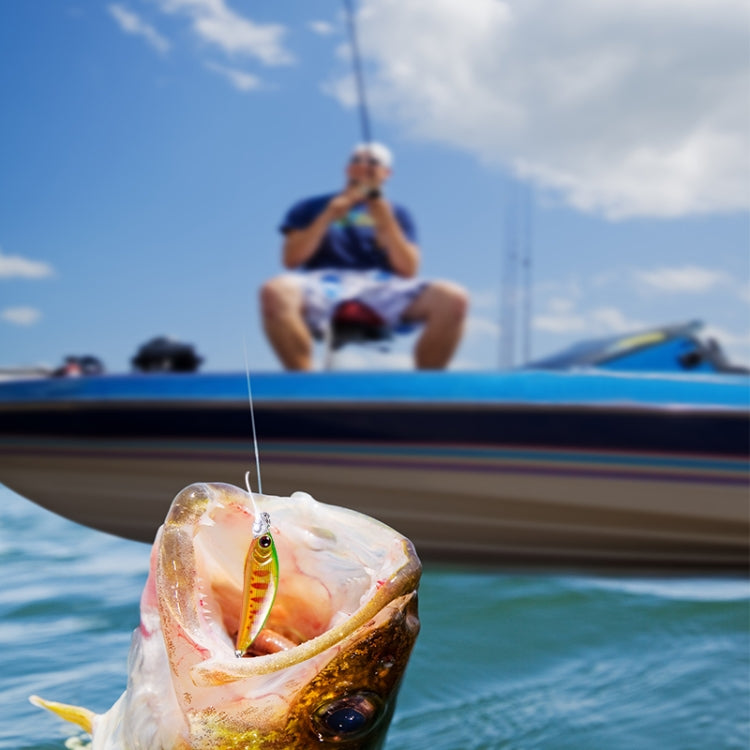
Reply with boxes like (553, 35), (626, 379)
(260, 276), (300, 320)
(423, 280), (469, 323)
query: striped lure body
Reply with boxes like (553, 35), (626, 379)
(236, 512), (279, 656)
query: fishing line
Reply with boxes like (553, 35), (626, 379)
(342, 0), (373, 146)
(238, 343), (277, 660)
(243, 338), (263, 498)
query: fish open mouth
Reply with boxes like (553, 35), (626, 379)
(155, 482), (422, 688)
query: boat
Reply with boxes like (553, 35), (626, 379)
(526, 320), (749, 375)
(0, 363), (747, 570)
(0, 366), (51, 382)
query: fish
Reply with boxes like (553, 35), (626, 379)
(30, 481), (422, 749)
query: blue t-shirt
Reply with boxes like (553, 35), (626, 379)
(279, 193), (417, 272)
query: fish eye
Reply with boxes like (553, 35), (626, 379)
(311, 692), (383, 742)
(258, 534), (272, 548)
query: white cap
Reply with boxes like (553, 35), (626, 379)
(350, 142), (394, 169)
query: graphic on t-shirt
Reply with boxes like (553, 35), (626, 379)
(333, 207), (375, 229)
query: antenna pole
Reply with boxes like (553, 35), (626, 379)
(501, 181), (518, 369)
(521, 184), (534, 364)
(500, 180), (534, 369)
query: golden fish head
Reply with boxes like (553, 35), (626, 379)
(154, 481), (422, 749)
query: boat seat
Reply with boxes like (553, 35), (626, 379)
(315, 300), (415, 369)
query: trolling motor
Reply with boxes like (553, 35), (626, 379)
(52, 355), (105, 377)
(131, 336), (203, 373)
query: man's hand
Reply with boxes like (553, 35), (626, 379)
(334, 161), (388, 216)
(325, 183), (370, 221)
(329, 178), (419, 278)
(366, 195), (420, 278)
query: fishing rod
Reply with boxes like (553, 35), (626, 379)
(342, 0), (373, 146)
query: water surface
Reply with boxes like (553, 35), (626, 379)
(1, 484), (747, 749)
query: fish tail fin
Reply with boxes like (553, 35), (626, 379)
(29, 695), (95, 733)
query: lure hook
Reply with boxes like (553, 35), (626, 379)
(253, 511), (271, 538)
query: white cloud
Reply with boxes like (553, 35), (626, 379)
(548, 297), (576, 315)
(466, 315), (500, 338)
(701, 323), (750, 348)
(154, 0), (292, 65)
(468, 289), (499, 311)
(334, 0), (749, 219)
(322, 72), (357, 109)
(534, 300), (643, 335)
(205, 62), (261, 91)
(309, 21), (335, 36)
(0, 248), (54, 279)
(590, 306), (645, 333)
(533, 292), (585, 332)
(534, 311), (586, 334)
(700, 323), (750, 366)
(109, 4), (170, 55)
(635, 265), (729, 293)
(2, 307), (42, 326)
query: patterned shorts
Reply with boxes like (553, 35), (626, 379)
(286, 269), (427, 336)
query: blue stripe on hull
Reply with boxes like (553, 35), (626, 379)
(1, 370), (749, 409)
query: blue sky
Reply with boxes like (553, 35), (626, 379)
(1, 0), (748, 373)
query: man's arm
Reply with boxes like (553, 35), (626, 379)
(282, 188), (363, 269)
(367, 196), (421, 278)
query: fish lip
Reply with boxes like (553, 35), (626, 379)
(159, 483), (422, 687)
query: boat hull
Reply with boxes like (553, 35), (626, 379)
(1, 371), (748, 569)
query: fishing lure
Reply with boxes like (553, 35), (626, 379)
(235, 509), (279, 657)
(235, 354), (280, 657)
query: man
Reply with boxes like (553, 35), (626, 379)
(260, 143), (468, 370)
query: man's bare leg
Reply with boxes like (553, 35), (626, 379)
(403, 281), (469, 369)
(260, 276), (314, 371)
